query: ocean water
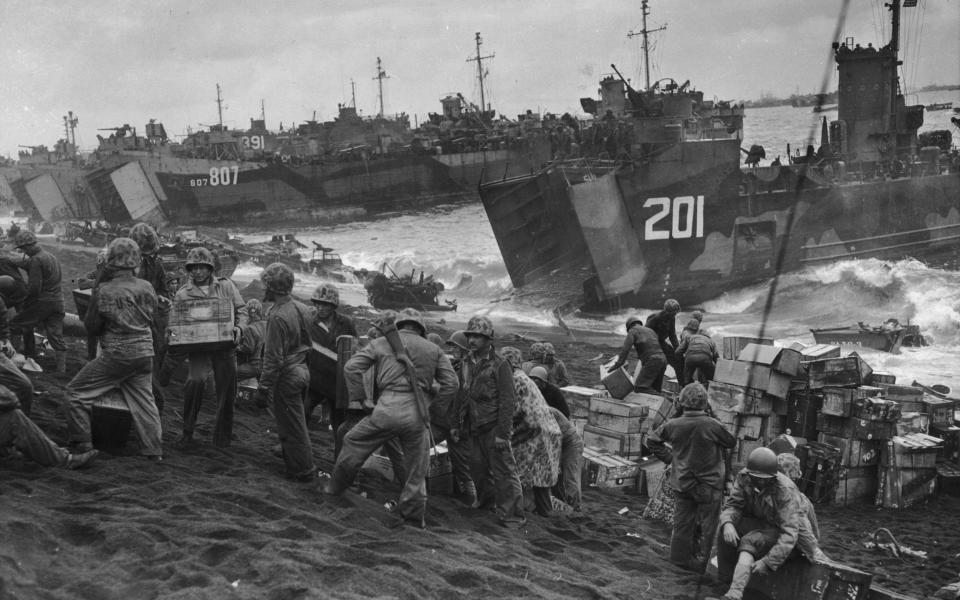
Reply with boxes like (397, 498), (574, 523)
(230, 88), (960, 390)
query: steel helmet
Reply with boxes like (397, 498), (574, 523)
(129, 222), (160, 255)
(529, 366), (549, 382)
(500, 346), (522, 369)
(0, 275), (17, 297)
(678, 382), (708, 410)
(185, 247), (216, 270)
(625, 315), (644, 331)
(375, 309), (397, 329)
(692, 310), (704, 322)
(395, 307), (426, 336)
(13, 230), (37, 249)
(106, 237), (142, 269)
(446, 330), (469, 351)
(663, 298), (681, 314)
(683, 318), (701, 333)
(427, 332), (444, 347)
(465, 315), (494, 339)
(245, 298), (264, 322)
(746, 447), (779, 479)
(260, 262), (295, 294)
(311, 283), (340, 307)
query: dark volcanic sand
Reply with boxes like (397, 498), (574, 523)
(0, 242), (957, 599)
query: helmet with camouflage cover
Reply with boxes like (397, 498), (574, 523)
(663, 298), (681, 314)
(500, 346), (523, 369)
(395, 308), (426, 336)
(245, 298), (264, 322)
(128, 222), (160, 255)
(259, 262), (294, 294)
(528, 341), (546, 361)
(13, 230), (37, 249)
(184, 247), (215, 270)
(106, 237), (141, 269)
(678, 382), (708, 410)
(465, 315), (494, 339)
(311, 283), (340, 307)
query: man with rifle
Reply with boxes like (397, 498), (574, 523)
(324, 308), (458, 529)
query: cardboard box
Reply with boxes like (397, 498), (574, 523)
(721, 336), (773, 360)
(805, 355), (873, 389)
(167, 296), (236, 350)
(707, 381), (773, 415)
(736, 343), (802, 377)
(588, 397), (649, 434)
(713, 359), (792, 400)
(582, 446), (639, 491)
(878, 383), (923, 407)
(786, 389), (822, 440)
(821, 386), (883, 417)
(582, 425), (645, 459)
(800, 344), (842, 360)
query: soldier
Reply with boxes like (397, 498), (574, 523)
(550, 406), (583, 512)
(676, 329), (719, 387)
(9, 231), (68, 372)
(528, 366), (570, 418)
(65, 238), (162, 460)
(647, 383), (737, 573)
(541, 342), (571, 387)
(1, 385), (98, 469)
(236, 299), (266, 382)
(444, 330), (477, 504)
(325, 308), (458, 528)
(646, 298), (683, 385)
(169, 247), (245, 448)
(254, 263), (315, 481)
(129, 222), (172, 413)
(0, 276), (34, 415)
(304, 283), (357, 438)
(708, 447), (823, 600)
(460, 315), (526, 528)
(610, 315), (668, 393)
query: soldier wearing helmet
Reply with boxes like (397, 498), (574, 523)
(646, 382), (736, 573)
(8, 228), (68, 372)
(676, 327), (719, 387)
(129, 223), (172, 413)
(540, 342), (570, 388)
(66, 238), (163, 461)
(645, 298), (685, 386)
(327, 306), (458, 528)
(527, 365), (570, 418)
(236, 299), (267, 382)
(458, 314), (526, 527)
(255, 262), (316, 481)
(0, 275), (35, 415)
(164, 245), (245, 449)
(611, 315), (668, 393)
(709, 447), (824, 600)
(304, 283), (357, 442)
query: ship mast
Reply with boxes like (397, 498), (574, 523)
(62, 111), (78, 147)
(467, 32), (494, 120)
(374, 58), (389, 117)
(216, 84), (224, 129)
(260, 99), (265, 123)
(350, 78), (357, 108)
(627, 0), (666, 91)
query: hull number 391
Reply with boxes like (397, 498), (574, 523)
(642, 195), (705, 240)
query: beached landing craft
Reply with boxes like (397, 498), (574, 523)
(478, 0), (960, 313)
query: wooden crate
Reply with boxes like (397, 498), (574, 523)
(736, 343), (803, 376)
(796, 441), (842, 504)
(786, 389), (822, 440)
(582, 447), (639, 491)
(746, 557), (872, 599)
(712, 360), (791, 400)
(895, 412), (929, 436)
(167, 296), (235, 350)
(822, 386), (883, 417)
(817, 434), (882, 468)
(851, 397), (901, 423)
(721, 336), (772, 360)
(735, 415), (764, 439)
(816, 414), (896, 441)
(767, 433), (807, 456)
(707, 381), (773, 415)
(834, 465), (879, 506)
(91, 390), (132, 451)
(800, 344), (842, 360)
(877, 451), (940, 508)
(587, 396), (649, 434)
(601, 367), (634, 399)
(570, 417), (587, 439)
(868, 371), (897, 386)
(922, 396), (955, 428)
(635, 456), (666, 497)
(806, 355), (872, 389)
(878, 384), (924, 412)
(928, 425), (959, 463)
(938, 463), (960, 497)
(582, 425), (644, 459)
(733, 438), (764, 471)
(561, 386), (605, 419)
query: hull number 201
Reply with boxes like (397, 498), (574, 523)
(642, 195), (705, 240)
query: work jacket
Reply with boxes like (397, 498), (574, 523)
(85, 271), (157, 359)
(238, 320), (266, 373)
(676, 333), (719, 361)
(646, 410), (736, 491)
(616, 324), (665, 364)
(259, 295), (311, 395)
(645, 310), (679, 353)
(24, 248), (62, 304)
(307, 310), (357, 394)
(461, 344), (516, 438)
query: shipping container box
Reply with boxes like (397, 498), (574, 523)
(736, 343), (803, 376)
(167, 297), (236, 351)
(713, 359), (791, 400)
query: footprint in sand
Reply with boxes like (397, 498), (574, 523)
(58, 521), (106, 546)
(442, 569), (483, 588)
(199, 542), (235, 567)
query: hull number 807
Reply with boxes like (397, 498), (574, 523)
(642, 195), (705, 240)
(190, 166), (240, 187)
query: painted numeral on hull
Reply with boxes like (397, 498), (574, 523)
(208, 166), (240, 186)
(643, 195), (704, 240)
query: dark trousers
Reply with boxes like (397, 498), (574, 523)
(0, 355), (34, 416)
(471, 426), (525, 525)
(0, 409), (68, 466)
(716, 516), (780, 583)
(635, 354), (667, 393)
(182, 348), (237, 447)
(683, 353), (716, 387)
(10, 299), (67, 355)
(663, 346), (685, 386)
(431, 423), (474, 494)
(271, 363), (314, 479)
(553, 430), (583, 509)
(671, 481), (723, 564)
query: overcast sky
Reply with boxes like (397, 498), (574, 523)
(1, 0), (957, 157)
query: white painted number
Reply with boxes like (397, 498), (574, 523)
(241, 135), (264, 150)
(642, 195), (704, 240)
(207, 166), (240, 186)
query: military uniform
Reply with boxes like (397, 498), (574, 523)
(613, 322), (667, 392)
(236, 318), (266, 381)
(305, 310), (357, 422)
(66, 248), (161, 458)
(0, 294), (34, 415)
(10, 234), (67, 363)
(550, 407), (583, 510)
(676, 333), (719, 386)
(645, 309), (683, 385)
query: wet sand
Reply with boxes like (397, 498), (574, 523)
(0, 242), (957, 599)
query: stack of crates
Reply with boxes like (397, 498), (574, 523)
(877, 433), (943, 508)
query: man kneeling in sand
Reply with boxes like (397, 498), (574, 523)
(0, 385), (98, 469)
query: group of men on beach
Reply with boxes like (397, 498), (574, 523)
(0, 228), (829, 594)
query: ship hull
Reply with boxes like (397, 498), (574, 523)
(479, 150), (960, 311)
